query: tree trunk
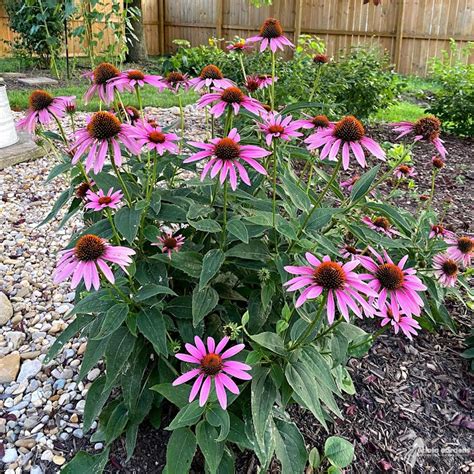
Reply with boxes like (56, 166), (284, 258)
(126, 0), (148, 63)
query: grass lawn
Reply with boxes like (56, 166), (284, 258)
(373, 101), (426, 123)
(7, 85), (198, 111)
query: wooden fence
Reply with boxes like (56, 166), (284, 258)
(1, 0), (473, 76)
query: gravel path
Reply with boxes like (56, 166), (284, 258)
(0, 105), (207, 474)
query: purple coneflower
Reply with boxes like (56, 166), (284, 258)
(313, 54), (330, 64)
(17, 90), (75, 133)
(432, 254), (460, 287)
(340, 174), (360, 192)
(340, 245), (362, 260)
(257, 113), (303, 146)
(226, 39), (253, 52)
(376, 305), (420, 340)
(53, 235), (135, 291)
(198, 86), (265, 118)
(295, 114), (332, 131)
(246, 18), (294, 53)
(244, 74), (277, 93)
(70, 111), (139, 174)
(76, 181), (94, 200)
(109, 69), (166, 91)
(189, 65), (234, 91)
(445, 235), (473, 267)
(361, 216), (401, 238)
(173, 336), (251, 410)
(429, 224), (452, 240)
(163, 72), (192, 92)
(183, 128), (270, 190)
(129, 122), (179, 155)
(432, 156), (445, 169)
(284, 254), (377, 324)
(390, 116), (447, 158)
(85, 188), (123, 211)
(152, 232), (185, 258)
(394, 164), (416, 180)
(305, 116), (385, 169)
(83, 62), (124, 105)
(358, 247), (427, 318)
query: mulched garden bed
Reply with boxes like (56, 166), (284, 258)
(61, 124), (473, 473)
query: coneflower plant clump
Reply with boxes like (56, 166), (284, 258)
(26, 18), (472, 474)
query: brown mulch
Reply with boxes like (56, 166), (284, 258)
(60, 125), (473, 473)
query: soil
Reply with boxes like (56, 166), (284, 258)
(60, 125), (473, 473)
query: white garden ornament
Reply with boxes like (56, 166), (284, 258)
(0, 84), (19, 148)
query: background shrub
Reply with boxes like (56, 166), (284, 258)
(427, 41), (474, 137)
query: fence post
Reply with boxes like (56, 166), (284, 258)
(293, 0), (303, 46)
(158, 0), (165, 54)
(394, 0), (406, 72)
(216, 0), (224, 42)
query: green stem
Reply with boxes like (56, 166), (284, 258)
(135, 86), (143, 116)
(308, 66), (322, 102)
(238, 54), (248, 82)
(313, 318), (343, 342)
(291, 293), (328, 350)
(271, 141), (278, 230)
(224, 107), (233, 135)
(429, 169), (437, 206)
(106, 208), (121, 244)
(306, 162), (314, 192)
(52, 115), (68, 145)
(111, 158), (133, 205)
(221, 180), (228, 249)
(270, 52), (276, 110)
(289, 156), (342, 252)
(178, 93), (185, 145)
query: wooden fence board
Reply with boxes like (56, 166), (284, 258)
(0, 0), (472, 75)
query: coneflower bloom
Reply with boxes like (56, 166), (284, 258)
(53, 234), (135, 291)
(429, 224), (453, 240)
(284, 254), (377, 324)
(445, 235), (473, 267)
(83, 62), (123, 105)
(246, 18), (294, 53)
(172, 336), (252, 410)
(226, 39), (253, 52)
(70, 111), (139, 174)
(433, 254), (460, 287)
(152, 232), (185, 258)
(313, 54), (330, 64)
(75, 180), (94, 200)
(257, 113), (303, 146)
(295, 114), (332, 131)
(129, 122), (179, 155)
(394, 164), (416, 180)
(85, 188), (123, 211)
(432, 156), (445, 169)
(116, 105), (140, 124)
(17, 90), (75, 133)
(109, 69), (166, 91)
(362, 216), (400, 238)
(183, 128), (270, 190)
(244, 74), (277, 93)
(340, 245), (362, 260)
(390, 116), (447, 158)
(358, 247), (427, 318)
(305, 116), (385, 169)
(340, 174), (360, 192)
(163, 71), (192, 92)
(189, 65), (234, 91)
(376, 305), (420, 340)
(198, 86), (265, 118)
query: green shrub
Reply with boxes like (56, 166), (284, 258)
(427, 41), (474, 137)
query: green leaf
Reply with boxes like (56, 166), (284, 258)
(151, 383), (189, 409)
(280, 101), (328, 115)
(93, 303), (129, 339)
(199, 249), (225, 290)
(309, 447), (321, 468)
(135, 284), (177, 301)
(226, 241), (268, 260)
(136, 308), (168, 356)
(227, 219), (249, 243)
(78, 337), (108, 381)
(165, 427), (197, 474)
(114, 206), (142, 243)
(152, 251), (203, 278)
(192, 286), (219, 327)
(61, 448), (110, 474)
(122, 342), (150, 413)
(365, 202), (412, 234)
(301, 346), (341, 395)
(104, 402), (128, 444)
(250, 332), (287, 356)
(167, 401), (205, 430)
(350, 164), (380, 202)
(46, 161), (71, 182)
(285, 362), (328, 430)
(39, 188), (71, 226)
(150, 191), (162, 214)
(125, 423), (139, 461)
(324, 436), (354, 468)
(251, 367), (277, 451)
(91, 172), (120, 192)
(206, 405), (230, 442)
(83, 376), (114, 432)
(196, 421), (224, 474)
(45, 315), (93, 363)
(68, 290), (115, 316)
(274, 419), (307, 474)
(281, 173), (311, 212)
(305, 208), (341, 233)
(104, 327), (136, 390)
(189, 218), (222, 232)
